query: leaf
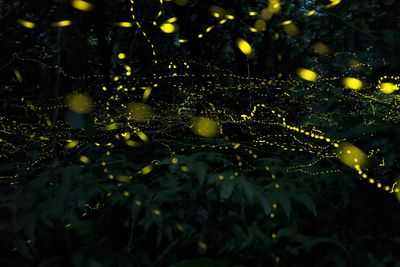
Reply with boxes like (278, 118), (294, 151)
(290, 192), (317, 216)
(237, 178), (254, 202)
(153, 186), (185, 202)
(256, 193), (271, 215)
(269, 190), (291, 219)
(240, 226), (255, 249)
(192, 161), (208, 185)
(65, 111), (85, 129)
(252, 223), (272, 245)
(219, 180), (235, 200)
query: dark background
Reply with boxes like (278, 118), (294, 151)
(1, 0), (400, 266)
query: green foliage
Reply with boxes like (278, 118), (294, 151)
(1, 144), (400, 266)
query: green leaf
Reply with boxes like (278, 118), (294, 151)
(290, 192), (317, 216)
(269, 190), (291, 219)
(256, 193), (271, 215)
(65, 111), (85, 129)
(237, 177), (254, 202)
(154, 186), (185, 202)
(192, 161), (208, 185)
(219, 180), (235, 200)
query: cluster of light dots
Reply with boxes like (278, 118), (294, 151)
(3, 55), (398, 195)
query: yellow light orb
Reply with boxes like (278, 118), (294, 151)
(379, 82), (398, 94)
(255, 20), (267, 31)
(191, 117), (220, 138)
(51, 20), (73, 27)
(160, 23), (177, 33)
(71, 0), (94, 11)
(236, 38), (253, 58)
(66, 93), (94, 114)
(342, 77), (363, 90)
(209, 5), (226, 18)
(297, 68), (318, 82)
(18, 19), (36, 29)
(395, 184), (400, 202)
(336, 142), (368, 169)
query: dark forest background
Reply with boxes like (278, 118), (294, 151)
(1, 0), (400, 266)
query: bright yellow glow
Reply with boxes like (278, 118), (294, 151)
(325, 0), (341, 8)
(105, 123), (118, 131)
(65, 140), (79, 149)
(306, 10), (316, 16)
(379, 82), (398, 94)
(336, 142), (368, 169)
(166, 17), (178, 23)
(219, 19), (228, 25)
(126, 102), (154, 122)
(118, 53), (126, 59)
(14, 70), (22, 83)
(342, 77), (363, 90)
(280, 20), (292, 26)
(267, 0), (281, 14)
(249, 11), (257, 16)
(140, 164), (153, 175)
(51, 20), (73, 27)
(160, 23), (177, 33)
(66, 93), (94, 114)
(206, 26), (215, 33)
(115, 22), (133, 28)
(71, 0), (94, 11)
(79, 155), (90, 164)
(142, 87), (152, 102)
(297, 68), (318, 82)
(236, 38), (253, 57)
(18, 19), (36, 29)
(191, 117), (220, 138)
(209, 5), (226, 18)
(121, 132), (131, 140)
(136, 131), (149, 143)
